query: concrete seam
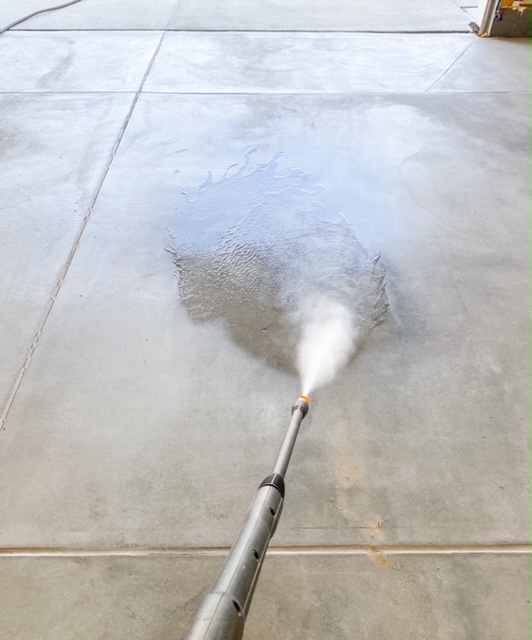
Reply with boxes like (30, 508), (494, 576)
(0, 90), (528, 97)
(1, 544), (530, 558)
(10, 28), (473, 34)
(0, 32), (167, 432)
(133, 90), (530, 96)
(425, 36), (477, 93)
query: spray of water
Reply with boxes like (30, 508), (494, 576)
(297, 297), (360, 396)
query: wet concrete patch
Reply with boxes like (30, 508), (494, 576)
(171, 151), (387, 374)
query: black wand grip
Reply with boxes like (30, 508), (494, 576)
(259, 473), (285, 498)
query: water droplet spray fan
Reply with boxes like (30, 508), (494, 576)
(183, 395), (311, 640)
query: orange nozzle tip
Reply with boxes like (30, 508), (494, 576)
(300, 395), (311, 404)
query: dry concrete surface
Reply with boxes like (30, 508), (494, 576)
(0, 1), (530, 639)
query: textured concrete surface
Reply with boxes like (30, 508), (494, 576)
(430, 37), (532, 92)
(145, 33), (473, 94)
(0, 93), (134, 410)
(1, 0), (179, 31)
(169, 0), (470, 32)
(0, 32), (161, 92)
(4, 0), (471, 32)
(0, 2), (530, 639)
(0, 552), (529, 639)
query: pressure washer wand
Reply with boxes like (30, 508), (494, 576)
(183, 395), (311, 640)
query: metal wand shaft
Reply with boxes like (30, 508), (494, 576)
(183, 395), (310, 640)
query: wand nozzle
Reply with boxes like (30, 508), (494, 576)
(291, 394), (311, 417)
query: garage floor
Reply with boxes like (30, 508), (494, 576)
(0, 1), (530, 638)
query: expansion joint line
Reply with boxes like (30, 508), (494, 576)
(425, 35), (477, 93)
(1, 544), (530, 558)
(0, 26), (170, 432)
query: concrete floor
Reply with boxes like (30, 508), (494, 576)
(0, 1), (530, 639)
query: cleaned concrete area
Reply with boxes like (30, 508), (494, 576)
(0, 1), (530, 639)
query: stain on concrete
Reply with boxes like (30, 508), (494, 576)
(335, 456), (364, 489)
(369, 546), (389, 568)
(365, 515), (387, 542)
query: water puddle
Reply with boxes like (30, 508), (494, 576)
(170, 151), (387, 374)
